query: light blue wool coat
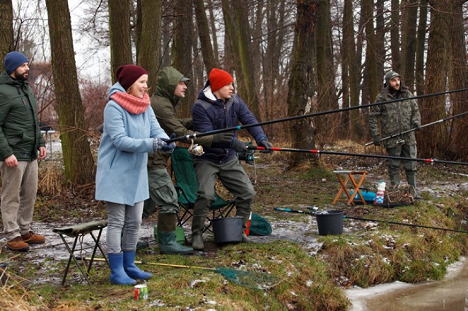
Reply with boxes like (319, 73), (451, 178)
(95, 82), (168, 205)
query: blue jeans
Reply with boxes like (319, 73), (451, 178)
(106, 201), (144, 253)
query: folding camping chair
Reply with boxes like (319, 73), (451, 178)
(171, 147), (236, 232)
(53, 220), (108, 285)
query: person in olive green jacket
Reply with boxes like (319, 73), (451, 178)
(144, 67), (233, 254)
(369, 70), (421, 198)
(0, 52), (47, 252)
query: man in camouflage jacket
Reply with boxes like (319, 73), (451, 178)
(369, 71), (421, 197)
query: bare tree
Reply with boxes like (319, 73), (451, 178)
(45, 0), (95, 185)
(401, 0), (418, 91)
(172, 0), (194, 119)
(0, 0), (14, 69)
(194, 0), (218, 72)
(108, 0), (132, 81)
(415, 0), (428, 95)
(419, 0), (450, 158)
(287, 0), (317, 168)
(136, 0), (162, 91)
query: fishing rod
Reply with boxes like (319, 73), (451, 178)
(166, 88), (468, 143)
(274, 207), (468, 234)
(364, 110), (468, 147)
(248, 146), (468, 166)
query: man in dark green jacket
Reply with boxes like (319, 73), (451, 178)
(369, 70), (421, 197)
(144, 67), (233, 254)
(0, 51), (47, 252)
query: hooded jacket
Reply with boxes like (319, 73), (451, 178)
(0, 71), (45, 161)
(148, 67), (212, 170)
(95, 82), (168, 205)
(192, 81), (267, 164)
(369, 84), (421, 148)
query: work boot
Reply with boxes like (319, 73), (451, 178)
(123, 251), (152, 280)
(7, 236), (29, 252)
(21, 231), (45, 244)
(108, 252), (136, 285)
(157, 212), (193, 254)
(191, 216), (206, 250)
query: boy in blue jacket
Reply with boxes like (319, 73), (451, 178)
(190, 68), (271, 250)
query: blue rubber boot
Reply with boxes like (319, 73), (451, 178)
(123, 251), (152, 280)
(108, 253), (136, 285)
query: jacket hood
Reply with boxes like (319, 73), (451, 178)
(107, 82), (126, 99)
(197, 80), (217, 102)
(0, 71), (26, 87)
(154, 67), (185, 106)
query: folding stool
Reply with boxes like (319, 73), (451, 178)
(332, 170), (368, 205)
(53, 220), (108, 285)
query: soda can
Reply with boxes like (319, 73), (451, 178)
(134, 284), (148, 300)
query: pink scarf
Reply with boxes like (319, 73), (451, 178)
(110, 92), (150, 114)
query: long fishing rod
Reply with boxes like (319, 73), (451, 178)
(248, 146), (468, 166)
(167, 88), (468, 143)
(274, 207), (468, 234)
(364, 110), (468, 147)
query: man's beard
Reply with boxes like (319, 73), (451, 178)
(389, 85), (400, 94)
(13, 71), (29, 80)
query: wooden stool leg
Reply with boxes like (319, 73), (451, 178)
(348, 172), (368, 205)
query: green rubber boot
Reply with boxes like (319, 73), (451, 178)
(191, 216), (206, 250)
(157, 213), (193, 254)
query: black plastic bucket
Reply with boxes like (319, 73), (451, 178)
(315, 210), (343, 235)
(212, 216), (243, 243)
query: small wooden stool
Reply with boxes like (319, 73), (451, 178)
(332, 171), (368, 205)
(53, 220), (108, 285)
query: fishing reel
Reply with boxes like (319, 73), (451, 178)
(188, 139), (204, 156)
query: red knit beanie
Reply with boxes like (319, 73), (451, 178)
(209, 68), (233, 93)
(116, 65), (148, 90)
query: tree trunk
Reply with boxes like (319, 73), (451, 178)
(390, 0), (401, 71)
(172, 0), (194, 119)
(45, 0), (94, 185)
(315, 0), (337, 141)
(0, 0), (14, 69)
(419, 0), (450, 158)
(363, 0), (378, 102)
(287, 0), (317, 168)
(401, 0), (418, 91)
(194, 0), (218, 72)
(343, 0), (362, 140)
(415, 0), (428, 95)
(136, 0), (162, 91)
(232, 0), (261, 120)
(447, 0), (468, 160)
(108, 0), (132, 81)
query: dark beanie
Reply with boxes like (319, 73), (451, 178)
(4, 51), (29, 75)
(209, 68), (233, 93)
(116, 65), (148, 90)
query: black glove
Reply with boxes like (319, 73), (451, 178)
(161, 133), (177, 153)
(413, 122), (421, 131)
(258, 139), (272, 153)
(231, 139), (246, 153)
(213, 131), (234, 143)
(373, 136), (381, 146)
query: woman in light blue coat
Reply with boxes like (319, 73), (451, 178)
(96, 65), (175, 285)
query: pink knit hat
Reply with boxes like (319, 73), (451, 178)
(116, 65), (148, 90)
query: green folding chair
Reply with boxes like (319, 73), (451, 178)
(171, 147), (236, 232)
